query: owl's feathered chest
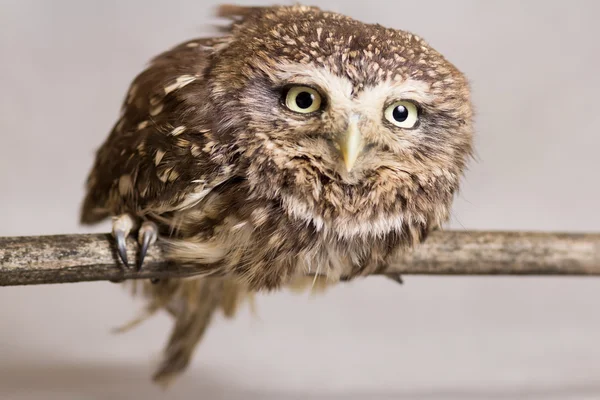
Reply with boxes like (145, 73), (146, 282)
(157, 182), (427, 290)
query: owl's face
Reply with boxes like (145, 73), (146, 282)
(207, 6), (473, 239)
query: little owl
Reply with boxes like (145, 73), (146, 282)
(80, 4), (474, 385)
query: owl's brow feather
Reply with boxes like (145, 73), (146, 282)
(269, 62), (436, 107)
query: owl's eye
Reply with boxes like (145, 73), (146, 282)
(384, 101), (419, 129)
(284, 86), (323, 114)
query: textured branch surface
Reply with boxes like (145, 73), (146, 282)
(1, 231), (599, 286)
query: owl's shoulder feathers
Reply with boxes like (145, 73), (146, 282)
(80, 37), (235, 224)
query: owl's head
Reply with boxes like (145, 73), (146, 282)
(207, 5), (474, 239)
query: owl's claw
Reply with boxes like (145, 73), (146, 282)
(385, 274), (404, 285)
(116, 232), (129, 268)
(137, 221), (158, 271)
(112, 214), (136, 268)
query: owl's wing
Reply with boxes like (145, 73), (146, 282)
(80, 37), (235, 225)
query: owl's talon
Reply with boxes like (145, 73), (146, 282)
(116, 234), (129, 268)
(137, 221), (158, 271)
(385, 274), (404, 285)
(112, 214), (136, 268)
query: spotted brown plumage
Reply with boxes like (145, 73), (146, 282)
(80, 4), (474, 386)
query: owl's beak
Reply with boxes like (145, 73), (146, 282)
(339, 115), (363, 172)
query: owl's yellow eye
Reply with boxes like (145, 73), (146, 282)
(285, 86), (323, 114)
(384, 101), (419, 128)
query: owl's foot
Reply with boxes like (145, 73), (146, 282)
(111, 215), (159, 276)
(112, 214), (137, 268)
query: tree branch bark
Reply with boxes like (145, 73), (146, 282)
(0, 230), (599, 287)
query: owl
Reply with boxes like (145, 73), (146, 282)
(80, 4), (474, 385)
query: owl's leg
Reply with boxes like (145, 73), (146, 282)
(112, 213), (137, 268)
(137, 221), (158, 271)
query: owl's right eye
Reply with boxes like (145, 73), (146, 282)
(284, 86), (323, 114)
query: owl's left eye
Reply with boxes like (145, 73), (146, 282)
(284, 86), (323, 114)
(384, 100), (419, 129)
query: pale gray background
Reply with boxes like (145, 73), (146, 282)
(1, 1), (599, 399)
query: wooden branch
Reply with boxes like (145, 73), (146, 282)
(1, 231), (599, 286)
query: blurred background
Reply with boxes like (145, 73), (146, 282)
(1, 1), (599, 399)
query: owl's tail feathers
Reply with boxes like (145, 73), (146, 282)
(117, 277), (254, 387)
